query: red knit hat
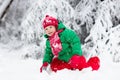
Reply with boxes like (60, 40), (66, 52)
(42, 15), (58, 29)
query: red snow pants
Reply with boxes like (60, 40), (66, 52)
(50, 55), (88, 72)
(50, 55), (100, 72)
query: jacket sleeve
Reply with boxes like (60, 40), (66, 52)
(66, 30), (82, 56)
(43, 40), (54, 63)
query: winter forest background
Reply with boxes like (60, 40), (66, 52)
(1, 0), (120, 80)
(0, 0), (120, 62)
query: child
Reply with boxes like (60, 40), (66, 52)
(40, 15), (100, 72)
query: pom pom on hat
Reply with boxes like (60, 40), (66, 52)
(42, 15), (58, 29)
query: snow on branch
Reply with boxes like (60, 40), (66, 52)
(84, 0), (120, 62)
(0, 0), (13, 20)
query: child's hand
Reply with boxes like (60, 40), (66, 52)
(40, 62), (49, 73)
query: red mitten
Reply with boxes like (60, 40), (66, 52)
(87, 56), (100, 71)
(40, 62), (48, 73)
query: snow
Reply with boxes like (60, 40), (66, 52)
(0, 44), (120, 80)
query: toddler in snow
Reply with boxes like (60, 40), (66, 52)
(40, 15), (100, 72)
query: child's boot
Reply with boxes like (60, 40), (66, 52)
(87, 56), (100, 71)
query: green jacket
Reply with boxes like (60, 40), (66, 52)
(43, 22), (82, 63)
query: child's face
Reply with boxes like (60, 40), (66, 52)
(45, 25), (56, 36)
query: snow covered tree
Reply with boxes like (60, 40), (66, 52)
(0, 0), (36, 46)
(0, 0), (120, 62)
(84, 0), (120, 62)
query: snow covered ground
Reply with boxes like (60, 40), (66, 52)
(0, 44), (120, 80)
